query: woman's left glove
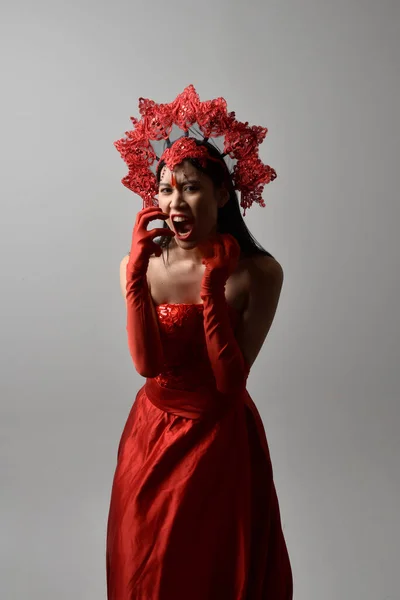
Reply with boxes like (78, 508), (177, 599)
(199, 234), (249, 394)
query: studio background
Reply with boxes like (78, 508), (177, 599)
(1, 0), (399, 598)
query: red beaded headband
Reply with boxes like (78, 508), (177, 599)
(114, 85), (277, 215)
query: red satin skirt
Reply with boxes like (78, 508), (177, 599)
(106, 378), (293, 599)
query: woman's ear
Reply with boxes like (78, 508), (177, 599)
(217, 187), (229, 208)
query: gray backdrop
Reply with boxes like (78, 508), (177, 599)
(1, 0), (399, 598)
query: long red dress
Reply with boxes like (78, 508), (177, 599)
(106, 302), (293, 599)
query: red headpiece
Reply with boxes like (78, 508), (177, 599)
(114, 85), (277, 215)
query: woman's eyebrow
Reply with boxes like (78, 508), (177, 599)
(159, 177), (201, 186)
(179, 177), (201, 185)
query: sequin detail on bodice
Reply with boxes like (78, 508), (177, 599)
(153, 304), (214, 391)
(153, 303), (238, 392)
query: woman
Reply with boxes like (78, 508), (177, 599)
(107, 86), (293, 599)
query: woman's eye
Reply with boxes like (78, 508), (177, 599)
(184, 186), (198, 192)
(159, 187), (171, 194)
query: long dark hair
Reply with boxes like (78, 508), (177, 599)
(156, 138), (275, 260)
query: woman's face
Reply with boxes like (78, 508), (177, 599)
(157, 160), (228, 249)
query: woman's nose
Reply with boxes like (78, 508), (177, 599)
(169, 190), (185, 208)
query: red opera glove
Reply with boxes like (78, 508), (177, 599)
(199, 233), (250, 394)
(126, 206), (174, 377)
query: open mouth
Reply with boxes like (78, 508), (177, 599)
(171, 215), (195, 239)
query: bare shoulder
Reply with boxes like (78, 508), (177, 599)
(120, 253), (158, 300)
(120, 254), (130, 269)
(243, 254), (284, 290)
(251, 253), (283, 273)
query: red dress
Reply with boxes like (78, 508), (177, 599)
(106, 303), (293, 599)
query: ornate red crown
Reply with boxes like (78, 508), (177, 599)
(114, 85), (277, 214)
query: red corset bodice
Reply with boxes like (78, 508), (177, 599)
(153, 303), (238, 392)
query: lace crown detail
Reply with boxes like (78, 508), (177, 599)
(114, 85), (277, 215)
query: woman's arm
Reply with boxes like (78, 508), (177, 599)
(201, 256), (284, 394)
(201, 277), (249, 395)
(120, 254), (164, 378)
(200, 235), (284, 394)
(234, 256), (284, 368)
(122, 207), (175, 378)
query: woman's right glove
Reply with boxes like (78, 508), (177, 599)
(125, 206), (174, 377)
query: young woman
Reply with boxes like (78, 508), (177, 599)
(107, 87), (293, 599)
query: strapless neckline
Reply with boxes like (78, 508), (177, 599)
(156, 302), (203, 308)
(156, 302), (239, 314)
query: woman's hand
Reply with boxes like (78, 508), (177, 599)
(128, 206), (175, 274)
(199, 233), (241, 291)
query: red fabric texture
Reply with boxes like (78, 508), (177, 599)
(106, 303), (293, 599)
(125, 207), (174, 377)
(200, 233), (250, 394)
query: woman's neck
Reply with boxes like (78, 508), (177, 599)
(168, 239), (204, 265)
